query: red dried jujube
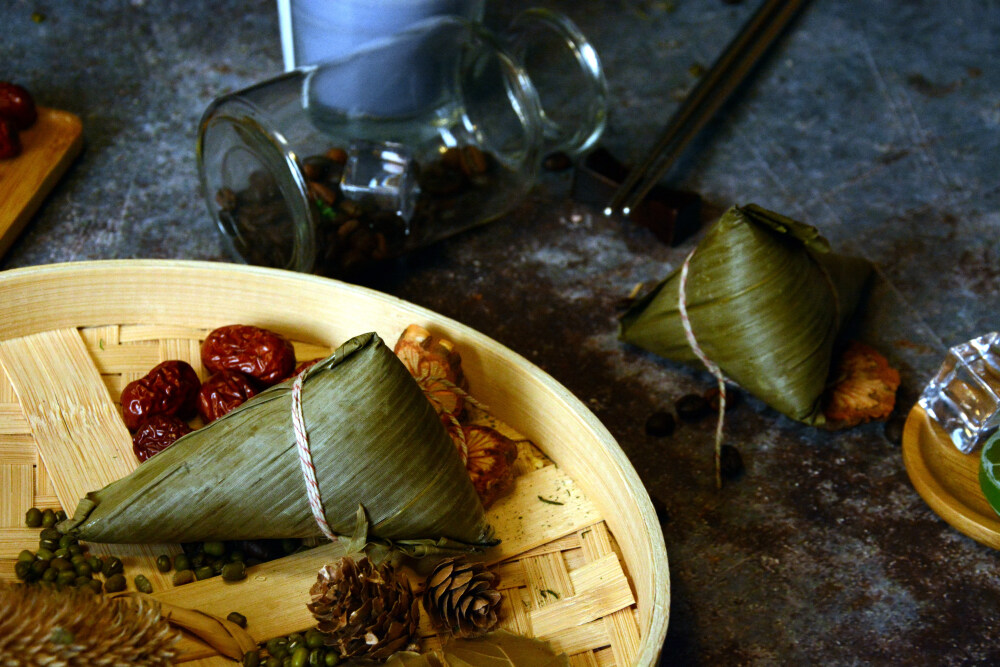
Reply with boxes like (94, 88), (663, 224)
(132, 415), (193, 462)
(201, 324), (296, 386)
(198, 369), (259, 423)
(0, 82), (37, 131)
(120, 360), (201, 431)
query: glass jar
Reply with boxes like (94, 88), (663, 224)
(196, 8), (607, 278)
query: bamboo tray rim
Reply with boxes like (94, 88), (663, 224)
(902, 403), (1000, 549)
(0, 258), (670, 665)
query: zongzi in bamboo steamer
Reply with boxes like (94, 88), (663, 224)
(59, 332), (493, 549)
(619, 204), (872, 426)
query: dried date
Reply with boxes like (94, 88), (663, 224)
(132, 415), (193, 462)
(0, 82), (37, 131)
(201, 324), (296, 386)
(198, 370), (259, 423)
(0, 118), (20, 160)
(120, 360), (201, 431)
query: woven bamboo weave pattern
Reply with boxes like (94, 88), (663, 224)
(0, 323), (642, 665)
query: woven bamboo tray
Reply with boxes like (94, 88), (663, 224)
(0, 260), (668, 666)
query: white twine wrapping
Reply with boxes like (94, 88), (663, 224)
(291, 373), (338, 541)
(677, 247), (728, 489)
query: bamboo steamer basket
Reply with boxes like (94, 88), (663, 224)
(0, 260), (668, 666)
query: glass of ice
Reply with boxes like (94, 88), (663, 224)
(919, 332), (1000, 453)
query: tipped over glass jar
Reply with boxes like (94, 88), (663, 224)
(197, 8), (607, 279)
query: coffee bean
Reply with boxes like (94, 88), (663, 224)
(324, 147), (348, 164)
(215, 187), (238, 212)
(307, 181), (337, 207)
(676, 393), (712, 422)
(720, 444), (744, 480)
(459, 145), (488, 176)
(302, 155), (333, 182)
(644, 411), (676, 437)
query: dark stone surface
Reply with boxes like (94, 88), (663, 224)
(4, 0), (1000, 663)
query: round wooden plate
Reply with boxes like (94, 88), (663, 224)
(902, 403), (1000, 548)
(0, 259), (669, 666)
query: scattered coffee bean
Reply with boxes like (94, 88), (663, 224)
(720, 444), (745, 481)
(676, 393), (712, 422)
(644, 411), (676, 437)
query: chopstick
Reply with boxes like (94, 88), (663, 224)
(606, 0), (805, 216)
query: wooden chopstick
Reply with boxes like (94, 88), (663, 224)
(606, 0), (805, 216)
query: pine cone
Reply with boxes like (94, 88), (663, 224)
(308, 557), (419, 661)
(0, 582), (179, 666)
(423, 557), (502, 638)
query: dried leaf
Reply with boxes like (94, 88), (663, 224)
(381, 631), (568, 667)
(108, 591), (255, 660)
(442, 630), (569, 666)
(384, 652), (444, 667)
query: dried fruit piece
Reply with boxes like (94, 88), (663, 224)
(462, 425), (518, 508)
(0, 82), (37, 131)
(823, 341), (901, 428)
(0, 117), (21, 160)
(120, 360), (201, 431)
(423, 557), (501, 638)
(132, 415), (193, 462)
(198, 370), (259, 423)
(394, 324), (468, 418)
(201, 324), (296, 387)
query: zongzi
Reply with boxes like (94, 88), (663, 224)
(619, 204), (872, 426)
(59, 332), (493, 550)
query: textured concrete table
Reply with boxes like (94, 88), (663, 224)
(3, 0), (1000, 663)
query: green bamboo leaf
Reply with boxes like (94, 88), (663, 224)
(619, 204), (871, 425)
(60, 333), (493, 548)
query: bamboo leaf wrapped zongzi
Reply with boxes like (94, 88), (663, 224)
(59, 332), (493, 549)
(619, 204), (872, 426)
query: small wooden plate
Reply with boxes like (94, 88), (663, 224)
(0, 107), (83, 258)
(902, 404), (1000, 548)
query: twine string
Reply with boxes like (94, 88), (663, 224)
(291, 373), (338, 541)
(677, 247), (728, 489)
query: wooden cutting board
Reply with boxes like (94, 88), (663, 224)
(0, 107), (83, 258)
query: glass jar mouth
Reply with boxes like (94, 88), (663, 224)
(197, 98), (317, 273)
(505, 8), (608, 157)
